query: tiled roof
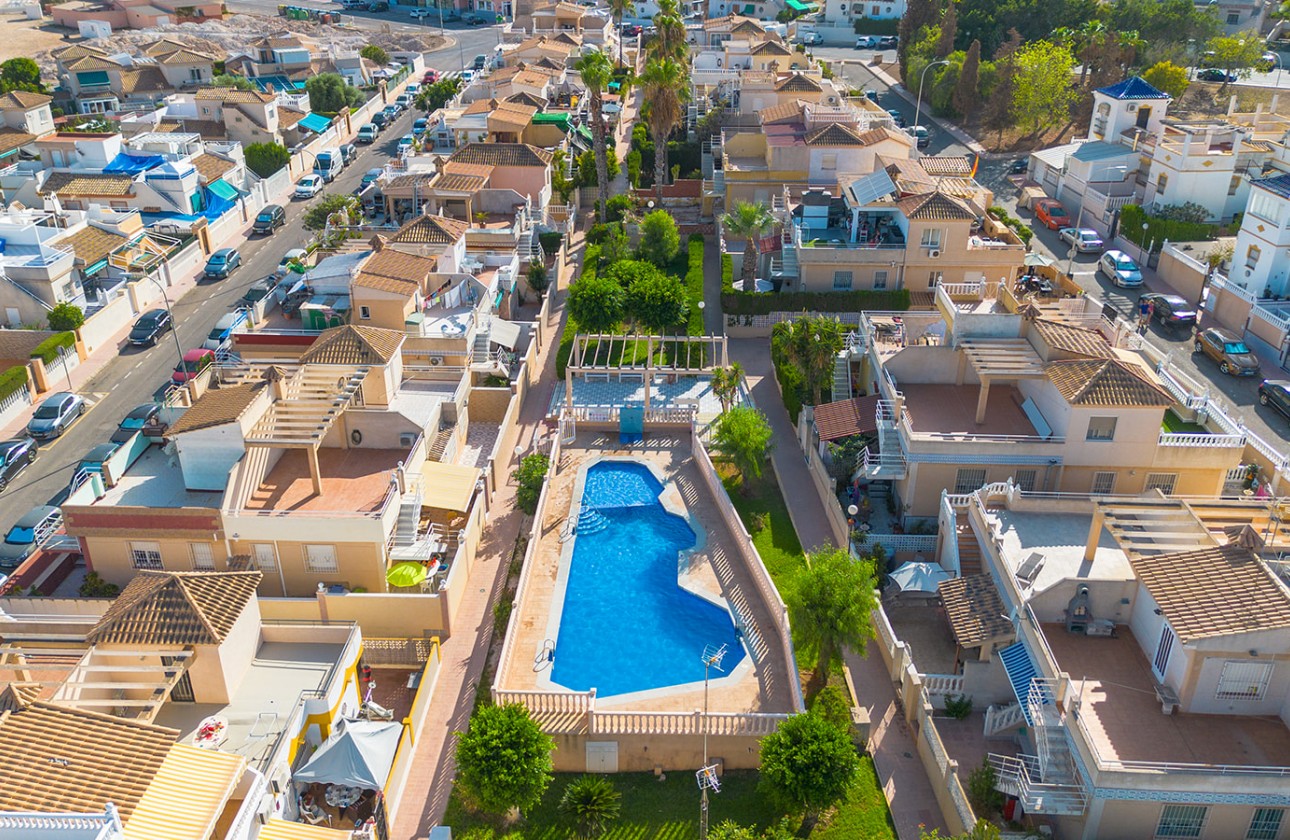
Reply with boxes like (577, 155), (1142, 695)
(505, 90), (548, 108)
(0, 90), (52, 109)
(895, 191), (975, 221)
(196, 87), (275, 104)
(177, 118), (227, 139)
(750, 39), (793, 56)
(278, 107), (305, 129)
(443, 162), (494, 179)
(552, 31), (582, 46)
(919, 155), (973, 176)
(1254, 173), (1290, 201)
(0, 330), (53, 362)
(510, 70), (551, 88)
(0, 682), (42, 713)
(812, 395), (880, 441)
(489, 103), (537, 130)
(938, 574), (1013, 648)
(1129, 545), (1290, 642)
(360, 245), (437, 284)
(0, 127), (34, 156)
(449, 142), (552, 167)
(857, 125), (910, 146)
(1096, 75), (1171, 101)
(65, 54), (121, 72)
(59, 224), (127, 268)
(167, 382), (266, 435)
(804, 122), (865, 146)
(759, 99), (805, 125)
(0, 702), (177, 820)
(53, 44), (109, 61)
(353, 272), (422, 295)
(1045, 358), (1173, 407)
(301, 324), (404, 365)
(384, 173), (436, 190)
(192, 152), (237, 183)
(532, 56), (566, 71)
(118, 65), (170, 94)
(433, 172), (489, 192)
(775, 73), (822, 93)
(462, 97), (496, 114)
(390, 213), (471, 245)
(87, 570), (263, 645)
(552, 1), (586, 16)
(730, 19), (766, 34)
(1030, 319), (1112, 359)
(41, 172), (135, 197)
(151, 46), (215, 65)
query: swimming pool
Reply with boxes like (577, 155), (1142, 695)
(549, 460), (746, 698)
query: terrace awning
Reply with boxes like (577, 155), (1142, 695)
(786, 0), (817, 10)
(294, 718), (402, 790)
(299, 112), (332, 134)
(207, 179), (239, 202)
(257, 821), (354, 840)
(125, 744), (246, 840)
(491, 318), (522, 349)
(420, 461), (481, 512)
(998, 641), (1049, 725)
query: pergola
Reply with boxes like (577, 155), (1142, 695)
(956, 338), (1047, 424)
(564, 333), (729, 410)
(0, 645), (194, 723)
(1084, 497), (1216, 562)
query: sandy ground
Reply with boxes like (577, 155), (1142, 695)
(0, 14), (76, 63)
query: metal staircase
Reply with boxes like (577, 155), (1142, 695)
(857, 400), (907, 480)
(987, 680), (1087, 816)
(832, 350), (851, 400)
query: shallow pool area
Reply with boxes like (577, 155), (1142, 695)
(549, 460), (746, 698)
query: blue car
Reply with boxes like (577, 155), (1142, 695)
(204, 247), (241, 280)
(412, 118), (428, 137)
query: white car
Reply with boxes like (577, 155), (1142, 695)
(1097, 249), (1144, 288)
(1059, 227), (1104, 253)
(294, 174), (323, 199)
(408, 7), (428, 16)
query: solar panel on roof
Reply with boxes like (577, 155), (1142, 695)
(848, 169), (896, 206)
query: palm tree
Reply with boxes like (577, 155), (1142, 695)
(711, 362), (744, 412)
(721, 200), (774, 286)
(771, 316), (845, 406)
(640, 56), (687, 192)
(576, 50), (614, 221)
(608, 0), (635, 66)
(651, 13), (688, 64)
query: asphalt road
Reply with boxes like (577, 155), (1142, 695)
(0, 105), (422, 543)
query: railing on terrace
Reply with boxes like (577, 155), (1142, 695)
(1068, 708), (1290, 776)
(1158, 432), (1245, 447)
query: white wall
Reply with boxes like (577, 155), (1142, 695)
(1018, 378), (1072, 438)
(1186, 651), (1289, 716)
(175, 423), (248, 491)
(1061, 406), (1165, 468)
(1128, 585), (1166, 674)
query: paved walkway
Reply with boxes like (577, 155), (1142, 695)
(389, 232), (579, 840)
(729, 337), (947, 840)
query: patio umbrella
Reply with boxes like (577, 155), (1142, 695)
(889, 561), (952, 594)
(1023, 252), (1054, 268)
(386, 561), (427, 588)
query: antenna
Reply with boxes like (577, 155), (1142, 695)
(697, 642), (728, 839)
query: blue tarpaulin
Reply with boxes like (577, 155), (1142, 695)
(200, 185), (236, 220)
(103, 153), (165, 174)
(299, 112), (332, 134)
(207, 179), (239, 202)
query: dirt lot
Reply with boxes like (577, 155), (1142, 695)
(1170, 80), (1290, 120)
(0, 13), (77, 63)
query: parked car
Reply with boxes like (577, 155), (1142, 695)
(396, 93), (415, 110)
(1139, 292), (1197, 329)
(799, 31), (822, 45)
(128, 308), (172, 346)
(856, 35), (877, 48)
(906, 125), (930, 149)
(877, 35), (898, 49)
(357, 123), (379, 143)
(0, 436), (37, 492)
(367, 0), (389, 9)
(295, 174), (324, 199)
(473, 53), (487, 71)
(1096, 249), (1143, 287)
(1259, 379), (1290, 419)
(408, 7), (428, 16)
(203, 247), (242, 280)
(886, 109), (905, 128)
(1197, 68), (1237, 82)
(405, 83), (421, 95)
(111, 403), (161, 445)
(382, 105), (401, 122)
(26, 392), (85, 441)
(1034, 199), (1071, 230)
(1008, 157), (1029, 175)
(0, 506), (63, 569)
(252, 203), (285, 235)
(240, 276), (277, 308)
(339, 143), (357, 165)
(76, 443), (120, 481)
(422, 70), (439, 84)
(202, 310), (249, 352)
(360, 168), (383, 190)
(1059, 227), (1104, 253)
(397, 134), (414, 153)
(172, 348), (215, 384)
(1195, 327), (1260, 376)
(371, 111), (389, 130)
(412, 117), (429, 136)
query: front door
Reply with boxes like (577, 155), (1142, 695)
(1136, 106), (1152, 130)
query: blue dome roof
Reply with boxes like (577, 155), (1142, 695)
(1095, 76), (1171, 101)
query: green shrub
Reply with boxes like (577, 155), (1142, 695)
(854, 16), (900, 34)
(721, 252), (734, 294)
(79, 572), (120, 598)
(0, 365), (28, 402)
(47, 302), (84, 332)
(493, 597), (513, 635)
(811, 684), (854, 733)
(30, 331), (76, 365)
(557, 242), (600, 377)
(538, 231), (563, 256)
(966, 757), (1005, 816)
(987, 206), (1033, 245)
(513, 453), (551, 516)
(685, 235), (705, 337)
(722, 288), (910, 317)
(943, 693), (973, 720)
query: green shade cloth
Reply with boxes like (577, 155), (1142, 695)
(576, 125), (593, 144)
(207, 179), (239, 201)
(298, 112), (332, 134)
(386, 561), (428, 587)
(77, 71), (110, 86)
(786, 0), (817, 9)
(532, 112), (570, 130)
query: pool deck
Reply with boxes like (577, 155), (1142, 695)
(499, 431), (797, 717)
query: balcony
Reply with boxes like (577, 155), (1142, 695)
(1, 243), (76, 282)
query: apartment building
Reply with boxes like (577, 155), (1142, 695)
(819, 0), (906, 25)
(828, 291), (1246, 517)
(503, 33), (582, 68)
(908, 487), (1290, 839)
(0, 569), (369, 839)
(48, 0), (224, 31)
(53, 41), (218, 115)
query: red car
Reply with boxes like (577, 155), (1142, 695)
(1035, 199), (1071, 231)
(172, 348), (215, 384)
(422, 70), (439, 84)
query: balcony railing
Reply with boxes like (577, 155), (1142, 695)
(1157, 432), (1245, 447)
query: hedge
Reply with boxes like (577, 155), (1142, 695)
(30, 332), (77, 365)
(854, 16), (900, 34)
(538, 231), (563, 256)
(684, 235), (705, 337)
(1119, 204), (1220, 250)
(721, 253), (734, 294)
(556, 243), (601, 378)
(721, 288), (911, 316)
(0, 365), (29, 402)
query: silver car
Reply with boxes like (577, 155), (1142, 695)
(0, 505), (62, 569)
(26, 392), (85, 441)
(1097, 250), (1143, 288)
(1059, 227), (1104, 253)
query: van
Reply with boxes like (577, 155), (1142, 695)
(202, 310), (249, 351)
(252, 203), (285, 235)
(313, 150), (343, 183)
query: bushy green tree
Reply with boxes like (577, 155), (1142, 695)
(47, 302), (85, 332)
(788, 546), (877, 698)
(454, 703), (554, 816)
(359, 44), (388, 66)
(526, 259), (549, 300)
(759, 710), (860, 829)
(625, 272), (688, 333)
(1142, 60), (1190, 100)
(710, 405), (773, 485)
(212, 73), (255, 91)
(602, 259), (664, 289)
(952, 40), (982, 117)
(577, 147), (619, 187)
(416, 77), (462, 111)
(638, 209), (680, 267)
(513, 453), (550, 515)
(568, 273), (625, 332)
(1205, 34), (1265, 89)
(302, 193), (358, 231)
(1011, 40), (1079, 135)
(0, 58), (43, 93)
(558, 775), (622, 838)
(244, 142), (290, 178)
(770, 316), (844, 406)
(305, 72), (364, 113)
(811, 684), (853, 733)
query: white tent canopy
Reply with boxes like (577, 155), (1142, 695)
(293, 718), (403, 790)
(889, 561), (952, 594)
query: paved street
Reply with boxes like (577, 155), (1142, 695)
(0, 105), (422, 541)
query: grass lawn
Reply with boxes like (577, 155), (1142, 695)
(1162, 409), (1208, 434)
(716, 463), (805, 590)
(812, 757), (898, 840)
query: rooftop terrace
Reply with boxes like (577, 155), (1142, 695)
(985, 507), (1134, 592)
(903, 384), (1039, 438)
(242, 447), (403, 514)
(93, 444), (223, 509)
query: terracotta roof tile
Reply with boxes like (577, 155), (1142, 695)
(389, 213), (471, 245)
(196, 87), (275, 104)
(856, 125), (911, 146)
(0, 330), (55, 362)
(896, 191), (975, 221)
(750, 39), (793, 56)
(353, 272), (421, 295)
(167, 382), (266, 435)
(919, 155), (973, 176)
(0, 90), (52, 109)
(1045, 358), (1173, 407)
(759, 99), (805, 125)
(41, 172), (135, 197)
(1128, 545), (1290, 642)
(359, 246), (437, 284)
(0, 127), (35, 155)
(0, 703), (177, 819)
(1030, 319), (1113, 359)
(118, 65), (170, 95)
(87, 570), (263, 645)
(443, 161), (495, 179)
(804, 122), (865, 146)
(278, 107), (305, 129)
(510, 70), (552, 88)
(64, 54), (121, 72)
(938, 573), (1013, 647)
(505, 90), (548, 108)
(192, 152), (237, 183)
(812, 395), (880, 441)
(301, 324), (404, 365)
(433, 172), (489, 192)
(53, 44), (109, 61)
(449, 142), (552, 167)
(59, 224), (128, 268)
(177, 118), (227, 139)
(775, 73), (823, 93)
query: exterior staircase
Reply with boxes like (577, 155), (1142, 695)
(518, 227), (543, 264)
(832, 351), (851, 401)
(988, 681), (1087, 816)
(956, 525), (983, 575)
(428, 424), (455, 462)
(858, 400), (907, 480)
(391, 481), (423, 548)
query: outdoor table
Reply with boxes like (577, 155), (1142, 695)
(325, 784), (363, 809)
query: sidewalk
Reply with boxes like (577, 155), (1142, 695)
(388, 227), (579, 840)
(728, 337), (946, 840)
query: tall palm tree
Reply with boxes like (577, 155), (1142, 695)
(640, 56), (687, 192)
(651, 13), (688, 64)
(608, 0), (635, 66)
(721, 200), (774, 286)
(576, 50), (614, 221)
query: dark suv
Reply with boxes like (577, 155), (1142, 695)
(253, 203), (285, 235)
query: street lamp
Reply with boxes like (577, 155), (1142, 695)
(912, 60), (949, 144)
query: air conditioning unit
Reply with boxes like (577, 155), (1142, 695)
(1126, 103), (1139, 112)
(929, 249), (942, 258)
(428, 354), (444, 366)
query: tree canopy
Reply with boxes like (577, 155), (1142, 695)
(454, 703), (554, 815)
(711, 405), (773, 483)
(1010, 40), (1079, 135)
(416, 77), (462, 112)
(244, 142), (290, 178)
(758, 710), (861, 825)
(624, 272), (689, 333)
(1141, 60), (1190, 100)
(305, 72), (364, 113)
(0, 58), (43, 94)
(638, 209), (680, 267)
(788, 546), (878, 698)
(359, 44), (388, 66)
(302, 193), (358, 232)
(568, 272), (625, 332)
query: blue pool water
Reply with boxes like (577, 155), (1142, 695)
(550, 461), (746, 697)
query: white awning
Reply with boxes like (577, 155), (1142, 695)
(491, 318), (522, 349)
